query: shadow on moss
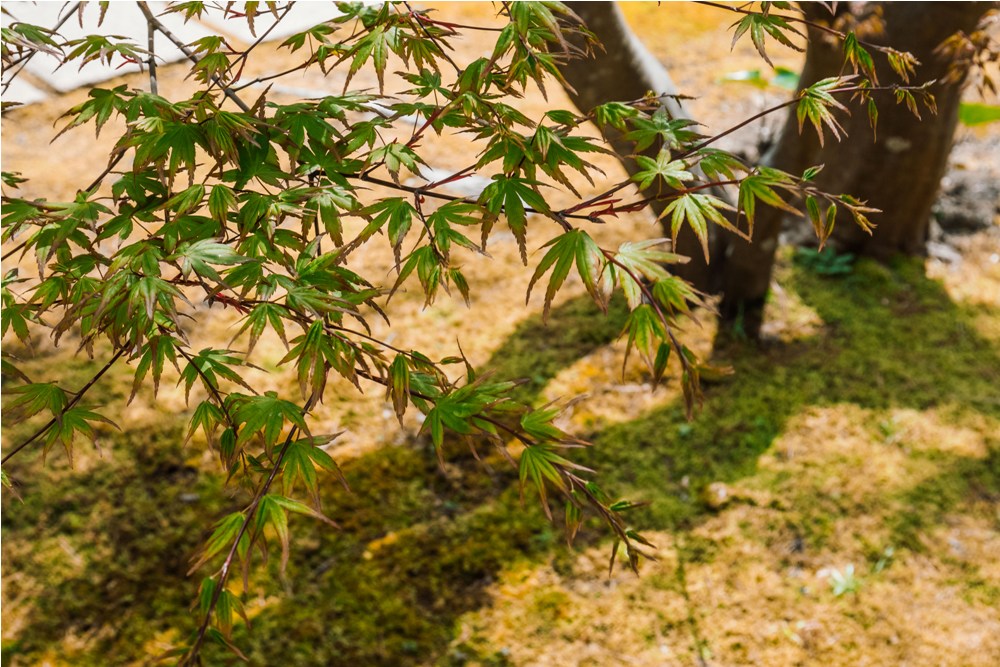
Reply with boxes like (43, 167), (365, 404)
(584, 258), (999, 531)
(1, 428), (231, 665)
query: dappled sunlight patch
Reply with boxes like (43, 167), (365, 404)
(450, 539), (699, 667)
(759, 405), (938, 505)
(539, 309), (716, 432)
(685, 500), (1000, 666)
(927, 228), (1000, 312)
(877, 407), (994, 458)
(925, 514), (1000, 599)
(4, 3), (999, 665)
(140, 630), (182, 664)
(760, 279), (824, 342)
(750, 405), (998, 555)
(452, 396), (999, 667)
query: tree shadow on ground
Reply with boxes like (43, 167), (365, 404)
(1, 426), (233, 665)
(1, 295), (631, 667)
(3, 258), (998, 666)
(582, 258), (1000, 533)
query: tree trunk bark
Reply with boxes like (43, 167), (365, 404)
(558, 1), (992, 337)
(823, 2), (991, 256)
(560, 1), (721, 293)
(715, 3), (840, 334)
(718, 2), (992, 336)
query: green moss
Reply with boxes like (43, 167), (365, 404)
(529, 589), (571, 630)
(4, 256), (999, 664)
(886, 444), (1000, 552)
(485, 294), (629, 404)
(439, 643), (514, 667)
(216, 483), (554, 666)
(2, 425), (231, 665)
(678, 534), (719, 564)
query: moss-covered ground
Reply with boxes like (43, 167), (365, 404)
(3, 4), (999, 666)
(3, 249), (999, 666)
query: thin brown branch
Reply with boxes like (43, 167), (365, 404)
(694, 0), (888, 52)
(136, 1), (251, 112)
(1, 2), (82, 94)
(184, 395), (317, 665)
(676, 98), (800, 160)
(175, 343), (237, 428)
(1, 347), (126, 465)
(602, 252), (694, 380)
(200, 2), (298, 102)
(230, 61), (311, 92)
(145, 8), (158, 95)
(402, 1), (462, 75)
(356, 173), (598, 223)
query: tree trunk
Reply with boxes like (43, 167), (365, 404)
(715, 3), (841, 334)
(719, 2), (992, 336)
(824, 2), (991, 256)
(560, 1), (721, 293)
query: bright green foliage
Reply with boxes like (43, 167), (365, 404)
(843, 32), (877, 83)
(479, 175), (551, 262)
(57, 84), (129, 137)
(632, 151), (694, 191)
(661, 193), (737, 261)
(233, 392), (310, 449)
(729, 9), (803, 67)
(528, 229), (607, 317)
(797, 76), (850, 145)
(281, 436), (346, 502)
(623, 305), (669, 370)
(625, 110), (701, 152)
(1, 20), (61, 65)
(614, 238), (686, 309)
(190, 512), (248, 574)
(519, 444), (574, 512)
(64, 34), (149, 70)
(591, 100), (639, 131)
(179, 348), (252, 401)
(0, 1), (932, 662)
(737, 167), (799, 236)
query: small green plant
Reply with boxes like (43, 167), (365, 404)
(718, 66), (799, 91)
(830, 564), (861, 597)
(872, 546), (896, 574)
(794, 246), (856, 276)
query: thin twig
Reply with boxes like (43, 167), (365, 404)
(200, 2), (298, 103)
(136, 1), (251, 112)
(676, 98), (800, 160)
(230, 62), (311, 92)
(603, 252), (695, 380)
(175, 344), (237, 428)
(1, 347), (126, 464)
(694, 0), (887, 52)
(1, 1), (82, 94)
(146, 8), (158, 95)
(356, 173), (596, 222)
(402, 1), (462, 74)
(183, 396), (317, 665)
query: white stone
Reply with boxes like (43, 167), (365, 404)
(1, 78), (49, 105)
(195, 2), (344, 45)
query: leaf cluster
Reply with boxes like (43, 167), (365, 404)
(0, 1), (933, 662)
